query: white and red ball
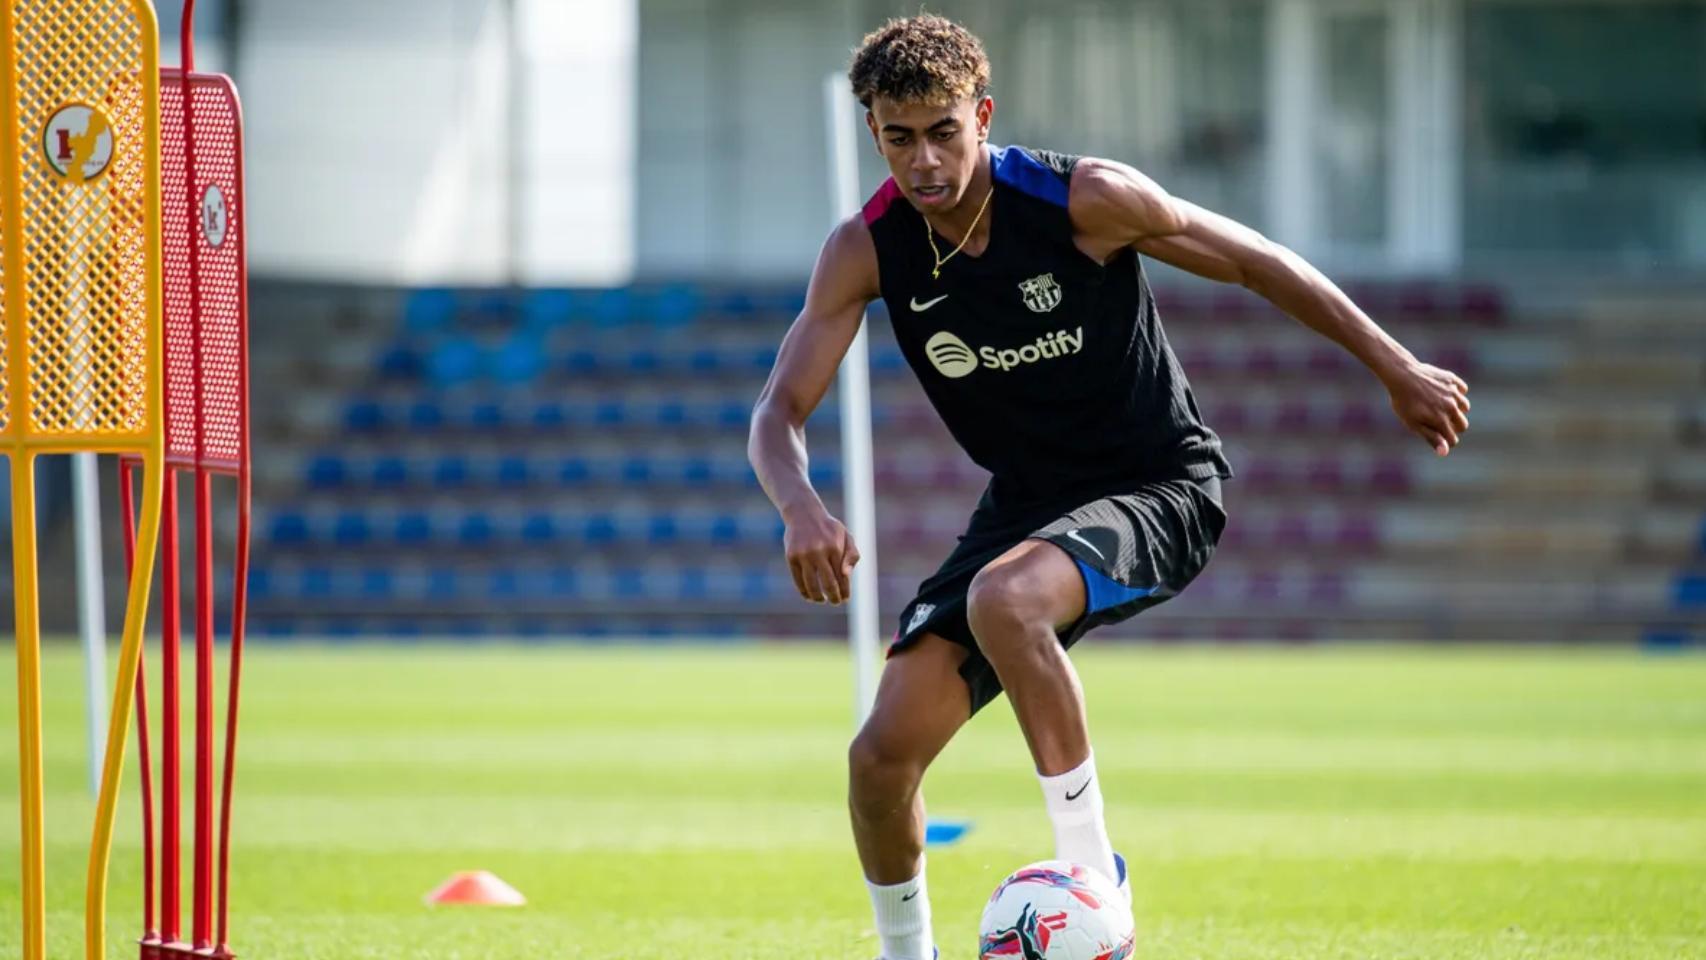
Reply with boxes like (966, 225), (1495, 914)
(978, 860), (1134, 960)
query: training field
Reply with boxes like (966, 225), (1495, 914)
(2, 643), (1704, 959)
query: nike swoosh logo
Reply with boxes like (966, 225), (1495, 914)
(1065, 776), (1093, 802)
(901, 889), (919, 902)
(1065, 529), (1106, 561)
(910, 294), (949, 312)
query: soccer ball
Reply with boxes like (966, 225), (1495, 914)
(978, 860), (1134, 960)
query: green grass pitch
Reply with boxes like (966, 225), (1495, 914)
(2, 643), (1704, 958)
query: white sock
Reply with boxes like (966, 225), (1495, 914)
(1039, 752), (1118, 884)
(866, 862), (934, 960)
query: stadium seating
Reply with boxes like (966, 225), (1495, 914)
(239, 280), (1706, 644)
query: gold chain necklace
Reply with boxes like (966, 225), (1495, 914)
(925, 185), (994, 279)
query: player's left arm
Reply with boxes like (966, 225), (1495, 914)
(1069, 157), (1471, 457)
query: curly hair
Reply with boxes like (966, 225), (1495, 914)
(848, 14), (991, 109)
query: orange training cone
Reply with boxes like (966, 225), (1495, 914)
(424, 870), (528, 907)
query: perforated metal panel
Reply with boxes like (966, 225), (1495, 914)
(160, 68), (243, 471)
(1, 8), (160, 960)
(1, 187), (8, 433)
(9, 0), (155, 439)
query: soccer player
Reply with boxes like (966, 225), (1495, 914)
(748, 15), (1470, 960)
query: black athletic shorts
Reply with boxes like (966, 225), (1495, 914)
(889, 475), (1226, 715)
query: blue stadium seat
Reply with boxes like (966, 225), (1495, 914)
(491, 335), (546, 384)
(647, 514), (680, 546)
(360, 568), (395, 600)
(625, 349), (662, 374)
(407, 400), (446, 431)
(582, 514), (618, 545)
(748, 347), (778, 372)
(557, 401), (593, 426)
(613, 568), (648, 600)
(1676, 575), (1706, 610)
(718, 290), (759, 315)
(394, 511), (433, 546)
(344, 400), (384, 432)
(701, 620), (743, 641)
(593, 400), (626, 426)
(531, 402), (567, 429)
(688, 348), (721, 373)
(522, 289), (575, 331)
(427, 338), (482, 387)
(656, 398), (688, 426)
(549, 567), (580, 599)
(372, 456), (408, 489)
(748, 513), (785, 543)
(556, 457), (589, 486)
(716, 401), (748, 427)
(620, 457), (653, 484)
(470, 400), (506, 430)
(496, 455), (531, 488)
(648, 456), (684, 484)
(433, 456), (471, 489)
(563, 348), (601, 376)
(740, 567), (772, 602)
(678, 567), (709, 601)
(322, 619), (365, 640)
(709, 457), (752, 486)
(458, 513), (496, 547)
(269, 510), (310, 546)
(521, 512), (558, 544)
(676, 512), (720, 542)
(466, 289), (515, 326)
(447, 618), (489, 639)
(246, 566), (273, 601)
(377, 344), (422, 379)
(305, 455), (347, 490)
(488, 567), (522, 599)
(427, 567), (459, 600)
(301, 566), (335, 600)
(681, 456), (713, 485)
(709, 513), (740, 546)
(403, 288), (458, 335)
(333, 512), (373, 547)
(592, 288), (633, 328)
(649, 283), (701, 328)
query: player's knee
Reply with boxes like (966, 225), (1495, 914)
(966, 563), (1054, 655)
(847, 724), (921, 806)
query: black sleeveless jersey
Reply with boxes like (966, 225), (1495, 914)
(862, 144), (1232, 508)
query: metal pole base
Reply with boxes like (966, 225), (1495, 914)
(143, 936), (235, 959)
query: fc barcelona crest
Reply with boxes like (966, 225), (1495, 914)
(1018, 272), (1062, 313)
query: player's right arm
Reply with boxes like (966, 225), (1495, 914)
(748, 214), (881, 606)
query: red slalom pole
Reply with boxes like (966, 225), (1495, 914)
(180, 4), (229, 950)
(215, 473), (248, 958)
(181, 0), (195, 72)
(191, 470), (214, 950)
(159, 470), (182, 949)
(181, 4), (216, 939)
(122, 461), (161, 960)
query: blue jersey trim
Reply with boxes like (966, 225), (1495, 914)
(992, 144), (1069, 208)
(1075, 557), (1156, 614)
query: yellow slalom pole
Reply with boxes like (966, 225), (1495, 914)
(11, 452), (46, 960)
(85, 453), (163, 959)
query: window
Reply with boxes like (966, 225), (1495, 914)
(1464, 3), (1706, 266)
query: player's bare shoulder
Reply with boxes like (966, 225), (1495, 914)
(809, 212), (882, 308)
(1067, 156), (1186, 256)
